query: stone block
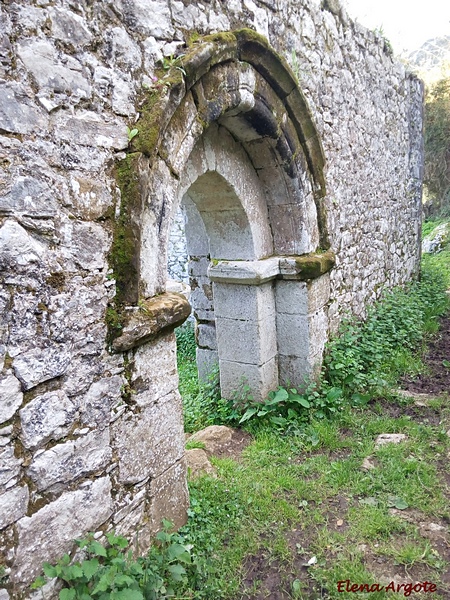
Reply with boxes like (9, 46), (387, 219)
(0, 219), (45, 270)
(0, 176), (57, 218)
(112, 293), (191, 353)
(12, 477), (112, 586)
(112, 391), (184, 484)
(0, 485), (29, 530)
(189, 277), (214, 312)
(278, 354), (322, 389)
(122, 0), (174, 39)
(54, 112), (128, 151)
(275, 280), (308, 316)
(0, 445), (22, 487)
(27, 429), (112, 492)
(106, 26), (142, 73)
(20, 390), (76, 450)
(215, 316), (277, 365)
(183, 197), (210, 256)
(308, 308), (328, 358)
(113, 492), (147, 541)
(196, 348), (218, 382)
(213, 281), (276, 321)
(48, 7), (93, 47)
(0, 82), (48, 135)
(196, 322), (217, 350)
(276, 313), (309, 358)
(193, 306), (215, 322)
(307, 274), (331, 313)
(13, 345), (71, 391)
(219, 357), (278, 402)
(148, 459), (188, 536)
(80, 375), (123, 429)
(17, 39), (91, 100)
(208, 258), (280, 285)
(188, 256), (210, 278)
(161, 92), (204, 176)
(268, 204), (309, 255)
(186, 448), (216, 479)
(131, 334), (178, 404)
(0, 372), (23, 424)
(61, 221), (110, 271)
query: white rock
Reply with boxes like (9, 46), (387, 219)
(0, 372), (23, 424)
(0, 220), (45, 268)
(20, 390), (76, 449)
(12, 477), (112, 585)
(27, 429), (112, 491)
(13, 346), (71, 391)
(374, 433), (407, 449)
(0, 445), (22, 487)
(0, 485), (29, 529)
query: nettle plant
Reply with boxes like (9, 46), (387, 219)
(32, 522), (196, 600)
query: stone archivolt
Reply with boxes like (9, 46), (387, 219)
(113, 29), (332, 401)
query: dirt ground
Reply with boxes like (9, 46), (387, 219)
(401, 314), (450, 395)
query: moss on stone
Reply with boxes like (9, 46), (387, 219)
(107, 152), (143, 342)
(282, 251), (335, 280)
(132, 71), (185, 158)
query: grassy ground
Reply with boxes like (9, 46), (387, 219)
(181, 395), (450, 598)
(175, 220), (450, 598)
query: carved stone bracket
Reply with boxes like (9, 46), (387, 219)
(112, 292), (191, 352)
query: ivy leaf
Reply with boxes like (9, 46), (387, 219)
(59, 589), (76, 600)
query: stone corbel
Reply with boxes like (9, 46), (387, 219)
(111, 292), (191, 352)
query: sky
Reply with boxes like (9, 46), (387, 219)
(342, 0), (450, 54)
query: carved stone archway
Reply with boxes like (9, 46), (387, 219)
(112, 29), (334, 400)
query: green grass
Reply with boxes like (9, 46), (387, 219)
(172, 254), (450, 598)
(422, 218), (450, 287)
(175, 402), (450, 597)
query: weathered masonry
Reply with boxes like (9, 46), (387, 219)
(0, 0), (422, 596)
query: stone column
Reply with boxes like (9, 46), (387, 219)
(276, 255), (332, 389)
(208, 259), (279, 402)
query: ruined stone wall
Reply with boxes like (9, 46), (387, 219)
(0, 0), (422, 596)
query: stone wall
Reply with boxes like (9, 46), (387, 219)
(0, 0), (422, 596)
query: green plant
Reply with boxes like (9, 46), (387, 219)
(424, 76), (450, 216)
(185, 438), (206, 450)
(32, 524), (197, 600)
(175, 322), (196, 362)
(127, 126), (139, 142)
(323, 265), (449, 399)
(161, 54), (186, 76)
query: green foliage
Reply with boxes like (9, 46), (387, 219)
(175, 322), (196, 362)
(160, 54), (186, 76)
(32, 525), (198, 600)
(234, 261), (449, 430)
(127, 127), (139, 142)
(424, 76), (450, 217)
(324, 265), (449, 397)
(176, 324), (238, 432)
(237, 384), (344, 432)
(422, 219), (450, 287)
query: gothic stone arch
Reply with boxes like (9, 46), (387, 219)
(111, 29), (335, 401)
